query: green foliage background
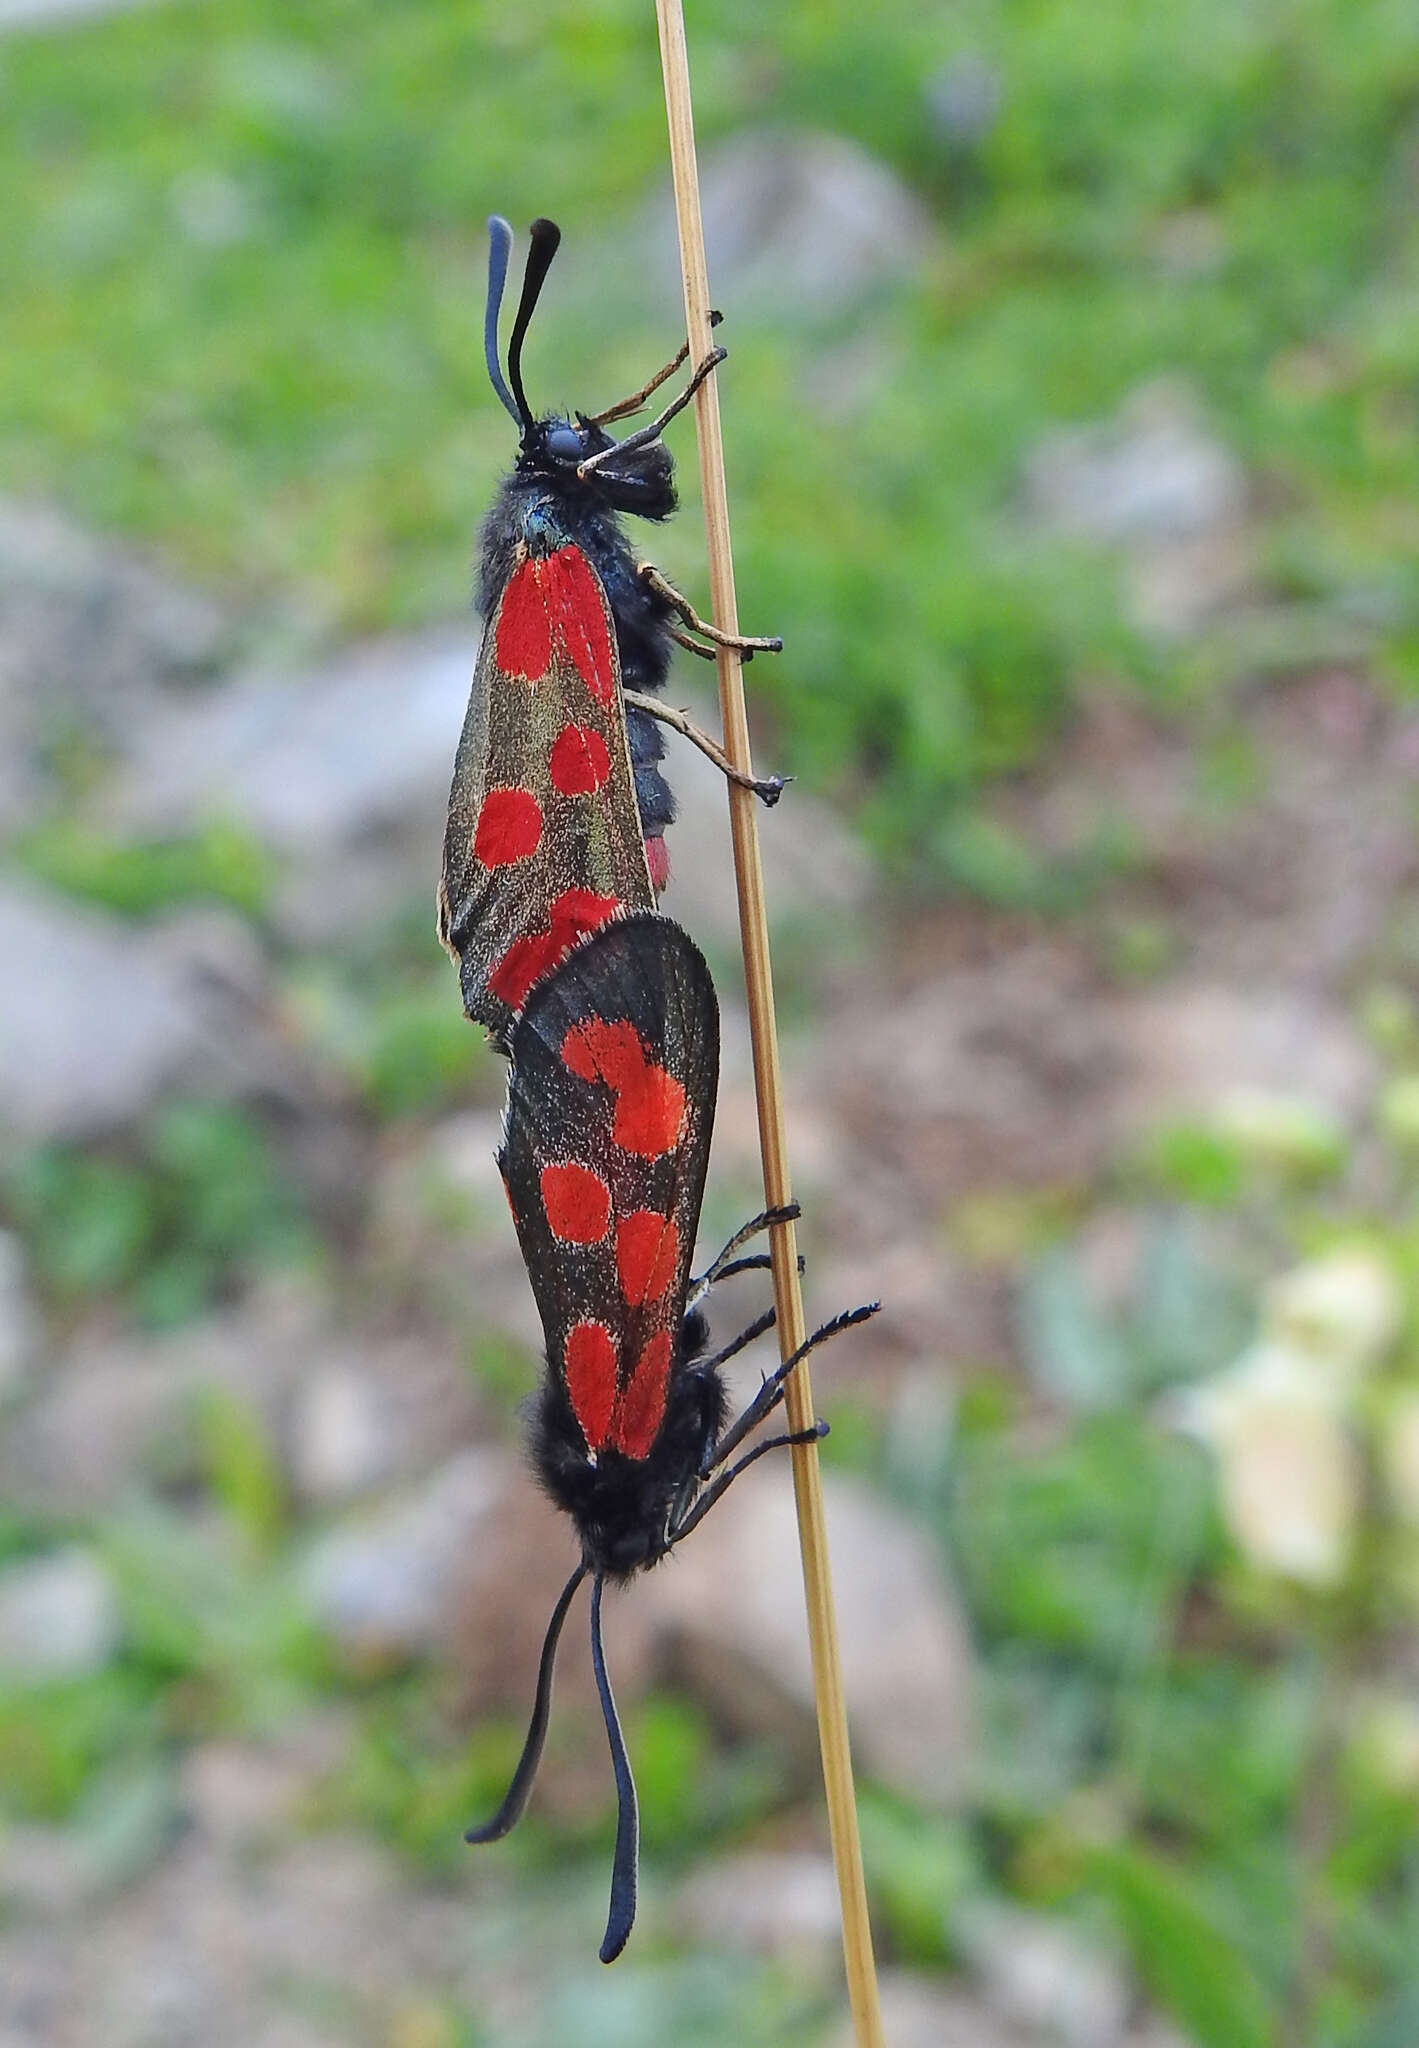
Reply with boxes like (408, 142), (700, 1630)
(5, 3), (1419, 2045)
(4, 0), (1418, 861)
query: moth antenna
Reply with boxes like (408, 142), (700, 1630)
(484, 216), (520, 426)
(465, 1562), (587, 1843)
(506, 216), (562, 436)
(590, 1575), (639, 1965)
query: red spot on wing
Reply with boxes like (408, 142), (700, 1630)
(616, 1211), (679, 1306)
(610, 1330), (672, 1458)
(545, 547), (615, 708)
(560, 1017), (687, 1158)
(561, 1015), (639, 1085)
(495, 558), (553, 680)
(564, 1321), (617, 1451)
(488, 930), (563, 1012)
(645, 834), (670, 893)
(540, 1162), (611, 1244)
(474, 786), (543, 867)
(548, 722), (612, 797)
(487, 888), (622, 1013)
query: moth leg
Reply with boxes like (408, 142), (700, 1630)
(704, 1301), (880, 1477)
(671, 1422), (830, 1545)
(586, 311), (723, 426)
(698, 1305), (776, 1375)
(699, 1250), (807, 1288)
(623, 689), (790, 807)
(689, 1203), (801, 1303)
(578, 346), (726, 475)
(636, 563), (784, 655)
(667, 626), (717, 661)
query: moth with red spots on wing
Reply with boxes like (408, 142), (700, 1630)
(467, 912), (879, 1963)
(438, 216), (787, 1045)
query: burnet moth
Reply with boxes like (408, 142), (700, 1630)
(465, 912), (879, 1962)
(438, 216), (786, 1046)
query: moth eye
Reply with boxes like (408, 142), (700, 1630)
(544, 424), (583, 462)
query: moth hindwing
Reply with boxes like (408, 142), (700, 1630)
(498, 911), (717, 1480)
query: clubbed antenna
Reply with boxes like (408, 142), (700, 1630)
(506, 217), (563, 436)
(589, 1575), (640, 1964)
(484, 216), (520, 425)
(464, 1563), (587, 1844)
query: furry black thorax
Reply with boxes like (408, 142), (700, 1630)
(529, 1307), (728, 1580)
(477, 411), (681, 836)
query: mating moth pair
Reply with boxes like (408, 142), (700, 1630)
(440, 216), (876, 1961)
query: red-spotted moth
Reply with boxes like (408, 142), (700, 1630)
(465, 912), (878, 1961)
(439, 217), (785, 1048)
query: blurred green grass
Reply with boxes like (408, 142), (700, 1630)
(4, 0), (1418, 860)
(7, 6), (1419, 2042)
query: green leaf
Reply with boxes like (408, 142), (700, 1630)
(1089, 1843), (1278, 2048)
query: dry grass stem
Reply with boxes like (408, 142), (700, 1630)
(652, 4), (886, 2041)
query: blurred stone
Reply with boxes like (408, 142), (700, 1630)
(169, 170), (256, 248)
(641, 1470), (971, 1805)
(826, 1971), (1042, 2048)
(0, 1282), (477, 1515)
(1211, 1087), (1346, 1177)
(927, 54), (1003, 145)
(0, 496), (228, 834)
(1027, 382), (1244, 547)
(1025, 383), (1250, 636)
(658, 689), (873, 950)
(676, 1850), (840, 1963)
(0, 879), (211, 1139)
(302, 1448), (520, 1668)
(0, 1229), (39, 1399)
(108, 628), (474, 942)
(0, 1547), (121, 1686)
(0, 1825), (95, 1915)
(180, 1718), (350, 1847)
(1117, 983), (1374, 1132)
(289, 1365), (391, 1505)
(648, 130), (934, 318)
(0, 0), (164, 23)
(956, 1900), (1131, 2048)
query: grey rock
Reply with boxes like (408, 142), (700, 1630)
(676, 1849), (841, 1963)
(0, 0), (168, 24)
(927, 54), (1004, 145)
(636, 130), (934, 320)
(0, 1281), (478, 1514)
(108, 628), (473, 942)
(288, 1365), (392, 1506)
(179, 1718), (350, 1847)
(1114, 981), (1374, 1131)
(0, 879), (210, 1139)
(1026, 382), (1252, 636)
(657, 689), (873, 948)
(826, 1971), (1044, 2048)
(956, 1900), (1131, 2048)
(641, 1468), (972, 1804)
(0, 497), (228, 834)
(1026, 382), (1245, 547)
(301, 1448), (519, 1668)
(0, 1229), (39, 1399)
(0, 1547), (121, 1686)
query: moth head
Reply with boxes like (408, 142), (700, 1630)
(484, 216), (678, 521)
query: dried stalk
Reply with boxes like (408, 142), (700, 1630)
(652, 6), (885, 2041)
